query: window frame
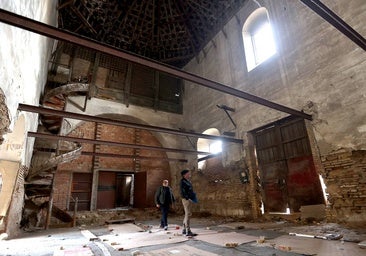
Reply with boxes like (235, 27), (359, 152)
(242, 7), (276, 72)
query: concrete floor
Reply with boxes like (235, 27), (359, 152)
(0, 214), (365, 256)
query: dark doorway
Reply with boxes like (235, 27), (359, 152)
(97, 171), (133, 209)
(251, 117), (324, 213)
(116, 173), (132, 207)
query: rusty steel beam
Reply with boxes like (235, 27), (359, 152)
(300, 0), (366, 51)
(81, 152), (188, 163)
(28, 132), (212, 155)
(34, 147), (188, 162)
(19, 103), (243, 144)
(0, 9), (312, 120)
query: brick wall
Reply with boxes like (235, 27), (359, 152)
(53, 171), (72, 210)
(322, 150), (366, 224)
(54, 121), (170, 209)
(191, 156), (252, 218)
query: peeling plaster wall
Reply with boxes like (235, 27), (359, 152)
(0, 1), (57, 236)
(0, 161), (19, 232)
(0, 1), (57, 165)
(182, 0), (366, 221)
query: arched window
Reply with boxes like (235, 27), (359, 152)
(197, 128), (222, 170)
(242, 7), (276, 71)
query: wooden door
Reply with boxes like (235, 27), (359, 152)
(255, 127), (288, 212)
(133, 171), (147, 208)
(97, 171), (116, 209)
(253, 117), (324, 213)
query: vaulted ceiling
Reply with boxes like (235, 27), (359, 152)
(58, 0), (248, 68)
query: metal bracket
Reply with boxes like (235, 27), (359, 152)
(217, 104), (237, 128)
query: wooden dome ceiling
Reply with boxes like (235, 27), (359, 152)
(58, 0), (247, 68)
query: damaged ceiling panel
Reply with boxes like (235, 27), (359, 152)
(57, 0), (248, 68)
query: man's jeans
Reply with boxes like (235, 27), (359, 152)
(160, 205), (170, 227)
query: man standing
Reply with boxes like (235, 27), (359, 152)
(155, 180), (175, 230)
(180, 169), (197, 236)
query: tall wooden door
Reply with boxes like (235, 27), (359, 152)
(253, 117), (324, 213)
(281, 121), (324, 211)
(97, 171), (116, 209)
(133, 171), (147, 208)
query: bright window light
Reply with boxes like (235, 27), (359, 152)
(252, 22), (276, 65)
(209, 141), (222, 154)
(242, 8), (277, 72)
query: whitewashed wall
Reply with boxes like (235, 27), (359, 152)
(0, 0), (57, 237)
(0, 0), (57, 166)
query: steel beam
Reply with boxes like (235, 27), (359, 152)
(19, 104), (243, 143)
(35, 147), (188, 162)
(28, 132), (212, 155)
(81, 151), (188, 163)
(0, 8), (312, 120)
(300, 0), (366, 51)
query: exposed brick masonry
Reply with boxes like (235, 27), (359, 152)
(54, 121), (170, 210)
(322, 150), (366, 224)
(192, 157), (252, 218)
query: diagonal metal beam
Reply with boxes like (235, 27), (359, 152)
(300, 0), (366, 51)
(18, 103), (243, 143)
(28, 132), (212, 155)
(0, 8), (312, 120)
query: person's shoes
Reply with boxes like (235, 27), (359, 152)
(159, 225), (164, 229)
(164, 226), (168, 231)
(186, 230), (197, 237)
(182, 229), (186, 235)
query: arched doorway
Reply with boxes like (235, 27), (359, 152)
(197, 128), (222, 170)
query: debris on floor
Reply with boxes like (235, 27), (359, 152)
(289, 232), (343, 240)
(1, 211), (365, 256)
(358, 240), (366, 249)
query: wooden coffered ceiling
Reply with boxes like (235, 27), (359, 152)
(57, 0), (247, 68)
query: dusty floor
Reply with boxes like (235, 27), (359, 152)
(0, 209), (365, 256)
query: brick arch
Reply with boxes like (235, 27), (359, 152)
(55, 114), (170, 209)
(63, 112), (169, 150)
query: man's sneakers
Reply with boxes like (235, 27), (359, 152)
(182, 229), (197, 237)
(186, 230), (197, 237)
(164, 226), (168, 231)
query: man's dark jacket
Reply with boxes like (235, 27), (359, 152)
(155, 186), (175, 206)
(180, 178), (196, 201)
